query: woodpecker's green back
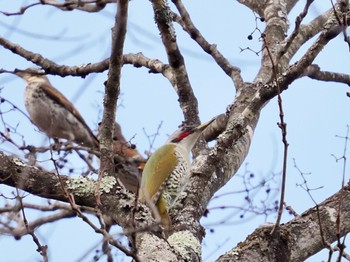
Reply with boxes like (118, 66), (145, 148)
(139, 143), (178, 204)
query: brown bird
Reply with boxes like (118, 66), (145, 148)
(112, 122), (146, 169)
(15, 68), (99, 148)
(16, 68), (143, 192)
(99, 122), (146, 193)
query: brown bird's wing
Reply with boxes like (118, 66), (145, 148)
(139, 143), (178, 203)
(41, 82), (99, 147)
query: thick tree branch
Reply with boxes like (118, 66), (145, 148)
(279, 9), (332, 66)
(0, 152), (155, 233)
(278, 0), (315, 61)
(99, 0), (128, 181)
(255, 1), (289, 82)
(150, 0), (200, 125)
(261, 18), (344, 101)
(168, 83), (260, 258)
(236, 0), (267, 16)
(217, 182), (350, 261)
(303, 64), (350, 85)
(0, 151), (204, 261)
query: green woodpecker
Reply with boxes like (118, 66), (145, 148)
(139, 119), (214, 231)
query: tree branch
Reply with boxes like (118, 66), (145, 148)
(217, 182), (350, 261)
(303, 64), (350, 85)
(99, 0), (128, 186)
(279, 8), (332, 66)
(262, 16), (344, 101)
(150, 0), (199, 125)
(0, 0), (115, 15)
(171, 1), (244, 90)
(0, 35), (177, 81)
(236, 0), (267, 16)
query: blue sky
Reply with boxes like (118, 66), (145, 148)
(0, 1), (349, 261)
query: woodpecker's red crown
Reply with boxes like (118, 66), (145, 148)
(170, 126), (196, 143)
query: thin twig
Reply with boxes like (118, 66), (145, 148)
(15, 188), (48, 262)
(279, 0), (315, 58)
(262, 36), (289, 236)
(293, 159), (332, 254)
(332, 126), (350, 260)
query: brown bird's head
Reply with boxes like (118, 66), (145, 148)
(14, 68), (49, 84)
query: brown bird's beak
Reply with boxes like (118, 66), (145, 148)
(14, 68), (44, 80)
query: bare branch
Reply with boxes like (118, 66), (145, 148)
(236, 0), (267, 16)
(217, 182), (350, 262)
(16, 188), (48, 262)
(279, 8), (333, 66)
(262, 37), (289, 235)
(1, 208), (75, 238)
(303, 64), (350, 85)
(0, 34), (109, 76)
(261, 18), (344, 101)
(99, 0), (129, 204)
(0, 0), (115, 15)
(123, 53), (174, 84)
(255, 1), (289, 82)
(150, 0), (199, 125)
(278, 0), (315, 60)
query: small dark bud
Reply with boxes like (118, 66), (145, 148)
(14, 235), (22, 240)
(203, 209), (209, 217)
(247, 35), (253, 40)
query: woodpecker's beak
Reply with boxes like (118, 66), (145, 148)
(194, 118), (215, 132)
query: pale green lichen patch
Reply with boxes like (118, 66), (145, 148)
(13, 157), (29, 167)
(66, 176), (117, 196)
(100, 176), (116, 193)
(168, 230), (201, 260)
